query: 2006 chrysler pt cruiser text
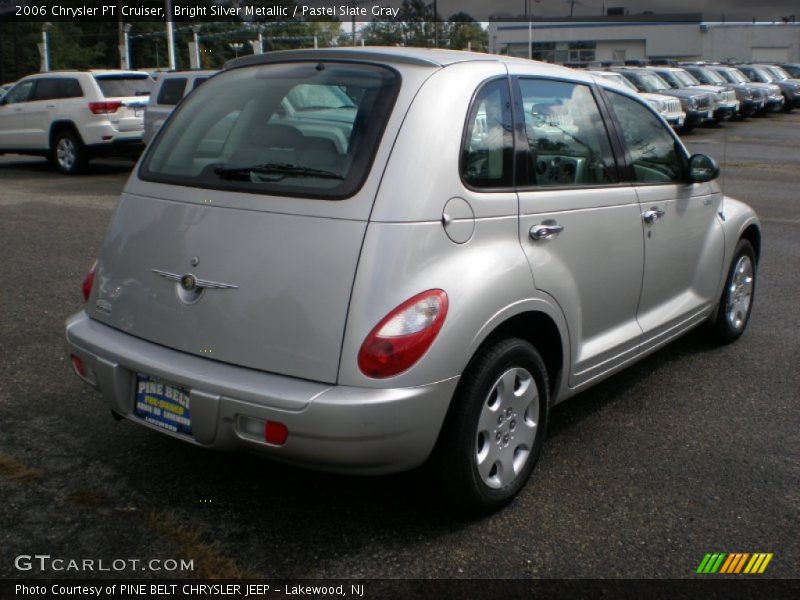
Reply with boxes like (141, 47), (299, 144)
(66, 47), (760, 512)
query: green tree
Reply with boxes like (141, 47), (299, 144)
(446, 13), (488, 52)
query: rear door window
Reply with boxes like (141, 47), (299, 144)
(32, 78), (61, 101)
(157, 78), (187, 105)
(141, 62), (400, 200)
(95, 74), (153, 98)
(517, 78), (618, 187)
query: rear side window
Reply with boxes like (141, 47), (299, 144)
(60, 79), (83, 98)
(95, 74), (153, 98)
(141, 62), (400, 199)
(518, 79), (618, 187)
(192, 77), (209, 90)
(32, 78), (60, 100)
(157, 78), (187, 105)
(461, 79), (514, 189)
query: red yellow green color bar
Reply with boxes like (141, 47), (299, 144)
(697, 553), (773, 574)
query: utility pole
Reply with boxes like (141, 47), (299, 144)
(165, 0), (176, 69)
(433, 0), (438, 48)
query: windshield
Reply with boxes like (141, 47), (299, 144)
(674, 70), (700, 87)
(766, 66), (789, 80)
(94, 74), (153, 97)
(724, 69), (749, 84)
(700, 69), (726, 84)
(610, 74), (638, 92)
(595, 72), (638, 92)
(636, 72), (670, 92)
(141, 62), (400, 199)
(653, 70), (680, 89)
(742, 67), (771, 83)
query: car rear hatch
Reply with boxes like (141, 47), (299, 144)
(93, 73), (153, 131)
(87, 60), (410, 384)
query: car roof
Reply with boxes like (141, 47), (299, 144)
(225, 46), (577, 76)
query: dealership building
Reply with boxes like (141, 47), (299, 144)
(488, 14), (800, 64)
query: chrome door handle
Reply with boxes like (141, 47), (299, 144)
(642, 208), (665, 224)
(45, 104), (56, 108)
(529, 222), (564, 241)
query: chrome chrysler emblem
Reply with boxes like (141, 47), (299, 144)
(152, 269), (239, 290)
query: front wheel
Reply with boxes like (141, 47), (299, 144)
(431, 338), (549, 514)
(707, 239), (756, 344)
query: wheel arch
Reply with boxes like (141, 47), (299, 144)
(49, 120), (84, 149)
(465, 304), (569, 402)
(740, 223), (761, 264)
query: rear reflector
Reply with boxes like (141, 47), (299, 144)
(264, 421), (289, 446)
(71, 354), (87, 378)
(82, 260), (97, 303)
(70, 354), (95, 385)
(88, 101), (122, 114)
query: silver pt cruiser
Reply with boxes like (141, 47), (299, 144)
(66, 48), (760, 512)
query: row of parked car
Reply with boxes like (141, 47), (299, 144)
(586, 62), (800, 132)
(0, 59), (798, 174)
(0, 68), (215, 174)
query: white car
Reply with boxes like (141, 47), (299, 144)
(0, 70), (153, 173)
(144, 69), (218, 144)
(589, 71), (686, 129)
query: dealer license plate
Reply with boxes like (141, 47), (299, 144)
(133, 374), (192, 436)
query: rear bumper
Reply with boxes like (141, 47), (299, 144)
(65, 312), (457, 475)
(85, 138), (144, 157)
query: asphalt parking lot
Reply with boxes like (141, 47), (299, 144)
(1, 113), (798, 581)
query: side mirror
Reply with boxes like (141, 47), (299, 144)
(688, 153), (720, 183)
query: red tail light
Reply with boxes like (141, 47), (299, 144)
(358, 289), (448, 378)
(88, 101), (122, 114)
(82, 260), (97, 303)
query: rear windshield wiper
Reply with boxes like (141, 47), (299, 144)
(214, 162), (344, 181)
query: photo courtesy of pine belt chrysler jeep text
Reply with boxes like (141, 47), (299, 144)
(65, 48), (760, 513)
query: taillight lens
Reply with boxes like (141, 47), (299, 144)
(88, 101), (122, 114)
(358, 289), (448, 378)
(82, 260), (97, 303)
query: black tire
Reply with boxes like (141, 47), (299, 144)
(50, 129), (86, 174)
(707, 239), (757, 344)
(431, 338), (549, 514)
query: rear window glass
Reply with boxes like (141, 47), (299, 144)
(140, 62), (400, 200)
(95, 74), (153, 98)
(157, 78), (187, 105)
(192, 77), (210, 90)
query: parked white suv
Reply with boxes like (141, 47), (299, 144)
(0, 70), (153, 173)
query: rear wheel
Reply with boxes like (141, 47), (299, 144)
(432, 338), (549, 514)
(51, 130), (86, 174)
(707, 239), (756, 344)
